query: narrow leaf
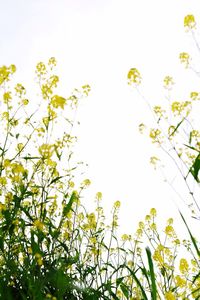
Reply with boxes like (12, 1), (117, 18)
(126, 266), (148, 300)
(146, 247), (157, 300)
(169, 117), (185, 137)
(190, 153), (200, 182)
(63, 192), (77, 216)
(179, 211), (200, 257)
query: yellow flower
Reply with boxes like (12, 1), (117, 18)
(175, 275), (186, 288)
(150, 156), (160, 168)
(150, 208), (157, 217)
(37, 258), (43, 266)
(50, 95), (66, 109)
(150, 222), (157, 231)
(167, 218), (173, 225)
(33, 219), (44, 231)
(0, 65), (16, 85)
(41, 84), (49, 99)
(136, 228), (143, 237)
(82, 84), (91, 96)
(3, 92), (12, 104)
(153, 105), (165, 118)
(82, 179), (91, 187)
(114, 200), (121, 209)
(2, 111), (9, 120)
(127, 260), (134, 268)
(184, 14), (196, 29)
(153, 249), (163, 265)
(27, 247), (32, 255)
(15, 83), (26, 96)
(49, 75), (59, 87)
(121, 234), (131, 241)
(116, 290), (123, 298)
(173, 238), (180, 246)
(68, 181), (75, 188)
(149, 128), (161, 143)
(22, 98), (29, 105)
(34, 253), (43, 266)
(145, 214), (151, 222)
(163, 76), (174, 89)
(90, 236), (98, 244)
(10, 64), (16, 73)
(112, 214), (119, 228)
(39, 143), (54, 159)
(179, 52), (190, 68)
(36, 62), (47, 75)
(49, 199), (58, 215)
(0, 177), (7, 186)
(5, 193), (13, 205)
(165, 225), (175, 237)
(165, 291), (176, 300)
(127, 68), (141, 86)
(16, 143), (24, 152)
(190, 91), (199, 101)
(191, 130), (200, 139)
(0, 203), (6, 212)
(48, 57), (57, 67)
(12, 219), (19, 226)
(11, 163), (25, 174)
(138, 221), (145, 229)
(96, 192), (102, 201)
(3, 159), (11, 168)
(171, 101), (191, 115)
(179, 258), (189, 274)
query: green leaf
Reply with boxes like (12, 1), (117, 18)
(179, 211), (200, 257)
(116, 277), (124, 287)
(22, 156), (40, 160)
(0, 236), (4, 252)
(120, 282), (129, 299)
(48, 176), (64, 187)
(184, 144), (200, 153)
(62, 192), (77, 216)
(31, 231), (40, 254)
(192, 270), (200, 284)
(3, 209), (11, 226)
(190, 153), (200, 182)
(126, 266), (148, 300)
(100, 280), (119, 300)
(189, 131), (192, 144)
(146, 247), (157, 300)
(140, 266), (151, 286)
(54, 147), (61, 160)
(13, 194), (22, 209)
(169, 117), (185, 137)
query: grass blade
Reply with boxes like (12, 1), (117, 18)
(146, 247), (157, 300)
(179, 211), (200, 257)
(126, 266), (148, 300)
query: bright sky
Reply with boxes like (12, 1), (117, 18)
(1, 0), (200, 235)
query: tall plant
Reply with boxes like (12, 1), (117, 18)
(127, 13), (200, 299)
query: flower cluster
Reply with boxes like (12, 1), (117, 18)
(127, 68), (142, 86)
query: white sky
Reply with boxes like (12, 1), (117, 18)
(0, 0), (200, 235)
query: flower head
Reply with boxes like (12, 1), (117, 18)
(184, 14), (196, 30)
(127, 68), (142, 86)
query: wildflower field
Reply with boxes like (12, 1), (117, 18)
(0, 13), (200, 300)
